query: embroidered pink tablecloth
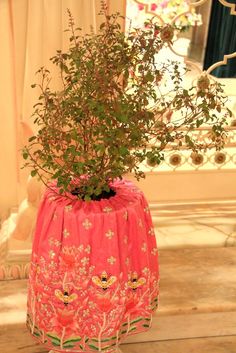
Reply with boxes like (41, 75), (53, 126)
(27, 179), (159, 353)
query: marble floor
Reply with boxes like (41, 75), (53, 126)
(152, 201), (236, 249)
(123, 337), (236, 353)
(0, 328), (236, 353)
(0, 247), (236, 352)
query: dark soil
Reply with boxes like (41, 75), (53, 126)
(71, 188), (116, 201)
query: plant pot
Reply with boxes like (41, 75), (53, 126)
(27, 179), (159, 353)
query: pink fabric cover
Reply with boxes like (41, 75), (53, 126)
(27, 179), (159, 353)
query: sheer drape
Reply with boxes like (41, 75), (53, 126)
(0, 0), (126, 218)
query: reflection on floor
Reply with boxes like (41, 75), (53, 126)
(152, 201), (236, 249)
(123, 336), (236, 353)
(0, 247), (236, 353)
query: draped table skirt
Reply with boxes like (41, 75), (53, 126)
(27, 179), (159, 353)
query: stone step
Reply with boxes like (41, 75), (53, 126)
(128, 246), (236, 342)
(124, 336), (236, 353)
(1, 325), (236, 353)
(152, 200), (236, 249)
(0, 247), (236, 350)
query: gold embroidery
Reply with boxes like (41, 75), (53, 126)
(85, 245), (91, 254)
(55, 288), (78, 306)
(141, 242), (147, 252)
(79, 267), (87, 275)
(105, 229), (114, 240)
(48, 261), (57, 270)
(65, 205), (73, 212)
(144, 206), (150, 213)
(82, 218), (92, 230)
(49, 250), (56, 259)
(92, 271), (117, 290)
(48, 237), (61, 247)
(63, 229), (70, 238)
(54, 240), (61, 247)
(151, 248), (158, 256)
(88, 301), (96, 309)
(103, 207), (113, 213)
(120, 289), (126, 297)
(53, 212), (58, 220)
(83, 309), (90, 317)
(78, 245), (84, 252)
(81, 257), (89, 266)
(148, 228), (155, 236)
(128, 272), (146, 290)
(28, 247), (160, 348)
(142, 267), (150, 275)
(107, 256), (116, 265)
(124, 235), (128, 244)
(89, 265), (95, 274)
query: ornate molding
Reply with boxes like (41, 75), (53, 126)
(218, 0), (236, 15)
(0, 262), (30, 280)
(206, 52), (236, 74)
(188, 0), (209, 6)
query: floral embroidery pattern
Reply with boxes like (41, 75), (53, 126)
(151, 248), (158, 256)
(27, 180), (159, 353)
(107, 256), (116, 265)
(81, 257), (90, 266)
(148, 228), (155, 236)
(105, 229), (115, 240)
(82, 218), (92, 230)
(63, 229), (70, 238)
(49, 250), (56, 259)
(65, 205), (73, 212)
(27, 248), (159, 352)
(85, 245), (91, 254)
(103, 207), (113, 213)
(142, 267), (150, 275)
(141, 243), (147, 252)
(49, 237), (56, 246)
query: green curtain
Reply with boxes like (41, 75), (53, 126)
(203, 0), (236, 78)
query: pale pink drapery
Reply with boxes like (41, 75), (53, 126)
(0, 0), (126, 219)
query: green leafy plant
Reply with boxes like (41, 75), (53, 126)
(23, 8), (231, 201)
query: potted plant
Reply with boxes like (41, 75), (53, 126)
(23, 8), (230, 353)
